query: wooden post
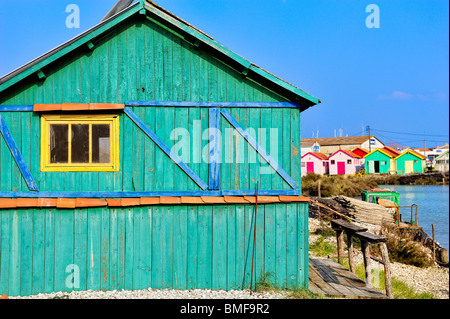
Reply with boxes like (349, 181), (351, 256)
(347, 233), (355, 274)
(439, 249), (448, 263)
(379, 243), (393, 299)
(432, 224), (436, 261)
(361, 240), (372, 288)
(318, 180), (321, 198)
(336, 229), (345, 264)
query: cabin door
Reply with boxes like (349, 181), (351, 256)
(374, 161), (380, 173)
(337, 162), (346, 174)
(368, 161), (374, 174)
(404, 161), (414, 174)
(306, 162), (314, 174)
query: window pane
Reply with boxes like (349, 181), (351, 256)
(50, 124), (68, 163)
(92, 124), (110, 163)
(71, 124), (90, 163)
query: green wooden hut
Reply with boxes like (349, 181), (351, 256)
(364, 147), (400, 174)
(0, 1), (320, 296)
(394, 150), (425, 174)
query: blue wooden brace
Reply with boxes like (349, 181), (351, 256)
(124, 107), (208, 191)
(0, 105), (34, 112)
(0, 114), (39, 191)
(0, 189), (300, 198)
(220, 108), (299, 190)
(125, 101), (301, 108)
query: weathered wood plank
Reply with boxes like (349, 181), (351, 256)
(0, 115), (38, 191)
(221, 108), (298, 190)
(124, 107), (208, 190)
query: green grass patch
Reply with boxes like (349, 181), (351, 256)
(310, 236), (337, 257)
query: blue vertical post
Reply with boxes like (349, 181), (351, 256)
(209, 108), (221, 190)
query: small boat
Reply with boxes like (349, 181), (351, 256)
(361, 188), (421, 229)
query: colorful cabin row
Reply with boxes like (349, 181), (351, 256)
(364, 147), (426, 175)
(301, 148), (368, 176)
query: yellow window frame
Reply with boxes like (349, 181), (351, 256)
(40, 114), (120, 172)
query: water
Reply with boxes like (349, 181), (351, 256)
(379, 185), (449, 250)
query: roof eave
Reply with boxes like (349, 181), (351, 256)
(0, 2), (141, 94)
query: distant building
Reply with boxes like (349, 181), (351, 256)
(328, 150), (363, 175)
(364, 147), (401, 174)
(434, 150), (449, 172)
(301, 136), (384, 156)
(301, 152), (329, 176)
(300, 140), (320, 156)
(426, 144), (449, 163)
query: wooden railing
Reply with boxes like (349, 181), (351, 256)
(331, 219), (394, 299)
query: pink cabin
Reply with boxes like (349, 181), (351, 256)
(301, 152), (329, 176)
(328, 150), (362, 175)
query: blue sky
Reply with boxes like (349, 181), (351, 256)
(0, 0), (448, 148)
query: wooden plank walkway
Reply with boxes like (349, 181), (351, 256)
(309, 258), (387, 299)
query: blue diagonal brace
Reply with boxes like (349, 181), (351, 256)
(0, 114), (39, 191)
(124, 107), (208, 191)
(220, 108), (298, 190)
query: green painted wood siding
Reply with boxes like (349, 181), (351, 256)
(364, 151), (394, 174)
(395, 153), (424, 174)
(0, 203), (308, 296)
(0, 106), (300, 192)
(0, 16), (302, 193)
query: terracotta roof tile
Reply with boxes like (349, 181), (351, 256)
(90, 103), (124, 110)
(160, 197), (182, 204)
(37, 198), (57, 207)
(16, 198), (39, 207)
(106, 198), (122, 207)
(279, 196), (310, 202)
(181, 197), (205, 204)
(201, 196), (226, 204)
(140, 197), (161, 205)
(1, 195), (312, 209)
(256, 196), (281, 203)
(33, 104), (61, 112)
(56, 198), (76, 209)
(61, 103), (90, 111)
(244, 196), (257, 203)
(311, 152), (329, 160)
(0, 199), (17, 208)
(75, 198), (108, 207)
(223, 196), (251, 204)
(121, 198), (141, 206)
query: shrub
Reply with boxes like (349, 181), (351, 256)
(379, 222), (434, 267)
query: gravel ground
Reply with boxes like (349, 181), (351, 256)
(8, 218), (449, 299)
(10, 289), (289, 299)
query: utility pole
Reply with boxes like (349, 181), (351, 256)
(368, 125), (371, 152)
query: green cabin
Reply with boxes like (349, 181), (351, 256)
(0, 1), (320, 296)
(364, 147), (399, 174)
(394, 150), (425, 175)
